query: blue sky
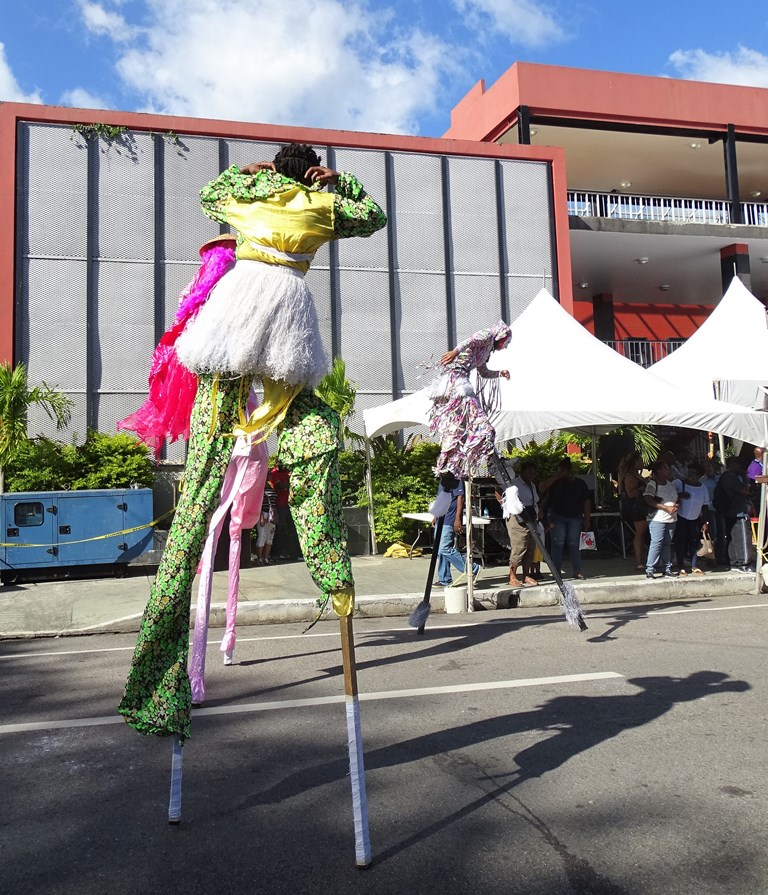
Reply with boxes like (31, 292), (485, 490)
(2, 1), (768, 137)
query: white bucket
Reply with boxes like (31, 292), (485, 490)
(444, 585), (468, 614)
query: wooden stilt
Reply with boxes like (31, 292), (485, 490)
(339, 615), (372, 868)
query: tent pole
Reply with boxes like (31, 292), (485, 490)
(465, 477), (474, 612)
(755, 435), (767, 595)
(364, 437), (378, 556)
(713, 380), (727, 464)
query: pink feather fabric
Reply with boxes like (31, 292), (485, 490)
(118, 242), (236, 456)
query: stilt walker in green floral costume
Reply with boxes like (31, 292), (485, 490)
(118, 144), (385, 862)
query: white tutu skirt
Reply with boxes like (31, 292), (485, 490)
(176, 260), (329, 387)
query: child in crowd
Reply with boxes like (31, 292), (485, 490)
(255, 483), (277, 565)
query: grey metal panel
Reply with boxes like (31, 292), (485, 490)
(27, 394), (88, 443)
(95, 393), (148, 436)
(337, 270), (391, 390)
(21, 123), (88, 258)
(389, 152), (445, 272)
(333, 148), (389, 270)
(165, 439), (187, 464)
(453, 274), (505, 338)
(163, 135), (222, 262)
(227, 139), (282, 170)
(96, 131), (155, 261)
(500, 160), (552, 281)
(305, 265), (333, 363)
(446, 156), (500, 274)
(96, 261), (156, 389)
(507, 275), (553, 321)
(17, 123), (556, 439)
(392, 271), (448, 393)
(163, 262), (201, 329)
(21, 259), (88, 390)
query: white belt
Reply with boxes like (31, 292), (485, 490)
(247, 241), (313, 262)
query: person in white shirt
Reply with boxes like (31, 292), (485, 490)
(643, 460), (680, 579)
(674, 463), (709, 575)
(495, 460), (539, 588)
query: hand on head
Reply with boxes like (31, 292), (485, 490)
(304, 166), (339, 187)
(241, 161), (276, 174)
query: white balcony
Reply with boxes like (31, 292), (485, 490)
(568, 190), (768, 227)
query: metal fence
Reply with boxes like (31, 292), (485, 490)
(603, 339), (685, 368)
(568, 190), (768, 227)
(15, 123), (556, 457)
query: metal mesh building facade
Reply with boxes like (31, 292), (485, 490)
(3, 107), (570, 457)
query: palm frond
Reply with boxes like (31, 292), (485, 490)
(0, 362), (74, 475)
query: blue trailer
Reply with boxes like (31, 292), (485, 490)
(1, 488), (154, 582)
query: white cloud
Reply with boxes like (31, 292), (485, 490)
(76, 0), (461, 134)
(0, 42), (42, 103)
(452, 0), (565, 47)
(668, 46), (768, 89)
(78, 1), (139, 42)
(60, 87), (113, 110)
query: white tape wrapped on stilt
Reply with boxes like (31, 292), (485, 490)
(345, 696), (371, 867)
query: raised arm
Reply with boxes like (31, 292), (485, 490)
(332, 172), (387, 239)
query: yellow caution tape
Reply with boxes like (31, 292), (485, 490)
(0, 508), (175, 549)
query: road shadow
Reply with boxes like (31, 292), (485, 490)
(226, 669), (749, 866)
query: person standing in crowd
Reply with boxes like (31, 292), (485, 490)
(643, 460), (680, 579)
(746, 446), (764, 483)
(674, 463), (709, 575)
(699, 458), (720, 561)
(539, 458), (592, 580)
(746, 446), (764, 508)
(618, 451), (648, 570)
(432, 473), (480, 587)
(714, 456), (755, 573)
(497, 460), (539, 588)
(269, 462), (300, 561)
(255, 481), (278, 565)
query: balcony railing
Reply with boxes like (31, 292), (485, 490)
(604, 339), (685, 368)
(568, 190), (768, 227)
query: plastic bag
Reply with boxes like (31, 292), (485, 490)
(579, 530), (597, 551)
(697, 532), (715, 559)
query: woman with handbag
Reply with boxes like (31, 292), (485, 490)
(618, 451), (648, 570)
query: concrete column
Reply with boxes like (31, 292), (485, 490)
(720, 244), (751, 294)
(592, 293), (615, 342)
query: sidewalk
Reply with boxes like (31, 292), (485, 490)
(0, 550), (762, 639)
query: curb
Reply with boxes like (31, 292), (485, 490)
(0, 575), (760, 639)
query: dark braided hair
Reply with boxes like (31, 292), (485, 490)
(272, 144), (321, 187)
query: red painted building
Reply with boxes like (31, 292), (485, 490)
(445, 62), (768, 356)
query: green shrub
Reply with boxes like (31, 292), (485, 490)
(5, 431), (155, 493)
(361, 439), (441, 544)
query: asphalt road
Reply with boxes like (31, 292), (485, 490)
(1, 595), (767, 895)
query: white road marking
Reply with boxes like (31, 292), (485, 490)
(650, 603), (768, 615)
(0, 617), (542, 660)
(0, 671), (623, 735)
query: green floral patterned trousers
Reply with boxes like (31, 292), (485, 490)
(118, 377), (354, 740)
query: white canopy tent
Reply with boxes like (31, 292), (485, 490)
(362, 289), (768, 566)
(364, 289), (768, 448)
(650, 276), (768, 593)
(650, 277), (768, 409)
